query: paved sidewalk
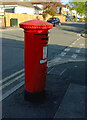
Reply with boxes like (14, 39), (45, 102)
(0, 27), (22, 31)
(2, 61), (86, 119)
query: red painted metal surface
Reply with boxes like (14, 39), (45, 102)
(19, 20), (53, 93)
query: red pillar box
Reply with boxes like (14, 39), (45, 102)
(19, 20), (53, 101)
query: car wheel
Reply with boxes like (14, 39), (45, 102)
(59, 22), (61, 26)
(55, 23), (58, 27)
(53, 24), (55, 27)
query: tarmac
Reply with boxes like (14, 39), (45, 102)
(1, 24), (86, 119)
(2, 61), (86, 119)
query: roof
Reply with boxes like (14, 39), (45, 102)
(0, 2), (34, 8)
(60, 4), (68, 8)
(31, 2), (68, 9)
(0, 1), (68, 9)
(0, 0), (21, 2)
(31, 2), (68, 8)
(31, 2), (42, 4)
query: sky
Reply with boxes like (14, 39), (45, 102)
(24, 0), (69, 4)
(61, 0), (69, 4)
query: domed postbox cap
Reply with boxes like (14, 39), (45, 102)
(19, 20), (53, 30)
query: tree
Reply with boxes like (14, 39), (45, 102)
(42, 12), (47, 20)
(69, 2), (86, 17)
(42, 2), (61, 17)
(23, 0), (29, 1)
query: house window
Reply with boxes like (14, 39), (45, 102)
(5, 8), (15, 13)
(59, 8), (62, 14)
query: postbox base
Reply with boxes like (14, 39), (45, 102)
(24, 89), (46, 102)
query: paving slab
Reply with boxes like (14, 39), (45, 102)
(0, 27), (22, 31)
(54, 83), (85, 118)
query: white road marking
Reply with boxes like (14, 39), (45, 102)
(60, 52), (66, 56)
(69, 45), (72, 47)
(77, 34), (80, 36)
(54, 57), (61, 61)
(47, 57), (62, 67)
(69, 59), (85, 62)
(59, 69), (67, 76)
(0, 69), (24, 84)
(69, 37), (81, 47)
(0, 80), (24, 102)
(72, 42), (75, 45)
(71, 54), (77, 59)
(64, 48), (70, 52)
(77, 38), (81, 40)
(47, 67), (54, 74)
(0, 73), (24, 90)
(76, 49), (81, 53)
(77, 37), (81, 40)
(74, 66), (78, 68)
(80, 44), (84, 46)
(47, 57), (61, 64)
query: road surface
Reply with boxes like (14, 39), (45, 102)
(0, 22), (86, 101)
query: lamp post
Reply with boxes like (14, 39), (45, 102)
(3, 5), (6, 28)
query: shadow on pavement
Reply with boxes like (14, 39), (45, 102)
(62, 22), (85, 28)
(2, 61), (86, 118)
(60, 22), (85, 34)
(2, 37), (24, 78)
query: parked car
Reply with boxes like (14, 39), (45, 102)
(76, 18), (80, 22)
(47, 17), (61, 26)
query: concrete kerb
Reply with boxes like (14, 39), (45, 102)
(81, 29), (87, 38)
(47, 59), (85, 68)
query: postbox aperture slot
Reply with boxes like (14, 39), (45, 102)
(41, 38), (48, 40)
